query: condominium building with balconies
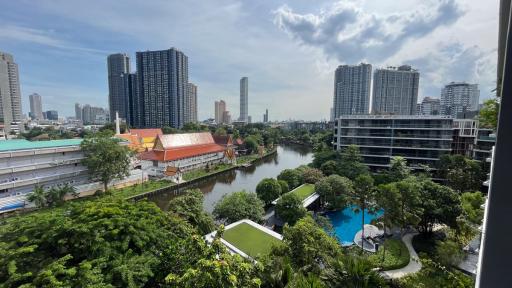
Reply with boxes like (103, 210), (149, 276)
(333, 115), (457, 169)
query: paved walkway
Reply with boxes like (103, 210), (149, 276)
(381, 232), (422, 279)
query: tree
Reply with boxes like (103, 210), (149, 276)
(416, 179), (462, 234)
(315, 175), (352, 210)
(26, 185), (47, 208)
(168, 189), (215, 234)
(301, 167), (324, 184)
(478, 97), (499, 129)
(256, 178), (282, 206)
(312, 149), (336, 169)
(275, 193), (307, 226)
(162, 126), (178, 134)
(245, 135), (260, 154)
(461, 191), (485, 224)
(322, 257), (387, 288)
(213, 191), (265, 224)
(278, 216), (342, 274)
(278, 180), (289, 194)
(99, 122), (128, 134)
(320, 160), (338, 176)
(0, 198), (194, 287)
(437, 155), (484, 193)
(351, 174), (377, 252)
(395, 178), (423, 233)
(337, 145), (368, 180)
(387, 156), (411, 182)
(214, 127), (227, 136)
(376, 183), (401, 262)
(277, 169), (303, 189)
(436, 240), (464, 267)
(80, 132), (132, 192)
(165, 229), (262, 288)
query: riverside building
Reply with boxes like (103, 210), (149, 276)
(333, 115), (477, 169)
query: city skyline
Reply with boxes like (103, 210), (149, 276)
(0, 1), (499, 120)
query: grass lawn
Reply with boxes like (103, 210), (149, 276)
(222, 222), (281, 259)
(182, 163), (233, 181)
(113, 180), (175, 198)
(290, 184), (316, 201)
(366, 239), (410, 270)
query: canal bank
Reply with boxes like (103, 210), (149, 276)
(147, 145), (313, 213)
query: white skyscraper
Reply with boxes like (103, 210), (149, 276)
(372, 65), (420, 115)
(441, 82), (480, 118)
(332, 63), (372, 118)
(29, 93), (44, 120)
(418, 97), (441, 116)
(215, 100), (226, 124)
(185, 83), (197, 123)
(240, 77), (248, 122)
(0, 51), (22, 131)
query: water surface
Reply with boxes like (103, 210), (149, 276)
(148, 145), (313, 213)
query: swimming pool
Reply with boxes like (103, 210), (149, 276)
(325, 205), (384, 246)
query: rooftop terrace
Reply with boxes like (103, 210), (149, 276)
(0, 139), (83, 152)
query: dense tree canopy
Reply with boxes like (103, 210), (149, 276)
(168, 189), (215, 235)
(277, 169), (303, 189)
(337, 145), (369, 180)
(437, 154), (484, 193)
(315, 175), (352, 210)
(213, 190), (265, 224)
(300, 167), (324, 184)
(0, 198), (191, 287)
(275, 193), (307, 226)
(416, 179), (462, 233)
(478, 97), (499, 129)
(256, 178), (283, 205)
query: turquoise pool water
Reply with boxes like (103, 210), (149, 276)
(325, 205), (384, 246)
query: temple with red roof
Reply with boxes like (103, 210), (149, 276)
(140, 132), (231, 180)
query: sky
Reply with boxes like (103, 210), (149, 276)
(0, 0), (499, 121)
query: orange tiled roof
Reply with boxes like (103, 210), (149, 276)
(129, 128), (163, 139)
(140, 143), (225, 161)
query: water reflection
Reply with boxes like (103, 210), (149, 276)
(148, 145), (313, 213)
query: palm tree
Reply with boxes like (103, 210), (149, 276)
(352, 174), (376, 253)
(26, 186), (47, 208)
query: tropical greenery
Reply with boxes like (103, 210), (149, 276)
(213, 190), (265, 224)
(277, 168), (304, 189)
(26, 184), (78, 208)
(80, 131), (132, 192)
(256, 178), (283, 205)
(275, 193), (307, 226)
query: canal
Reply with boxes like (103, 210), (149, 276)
(148, 145), (313, 213)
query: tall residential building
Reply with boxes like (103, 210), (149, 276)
(215, 100), (226, 124)
(222, 111), (231, 124)
(80, 104), (108, 124)
(240, 77), (248, 122)
(332, 63), (372, 118)
(441, 82), (480, 118)
(121, 73), (139, 127)
(107, 53), (130, 122)
(75, 103), (82, 121)
(0, 51), (22, 131)
(29, 93), (44, 120)
(417, 97), (441, 116)
(136, 48), (188, 128)
(185, 83), (198, 123)
(372, 65), (420, 115)
(44, 110), (58, 121)
(263, 109), (269, 123)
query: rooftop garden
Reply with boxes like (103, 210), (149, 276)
(222, 222), (281, 259)
(289, 183), (316, 201)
